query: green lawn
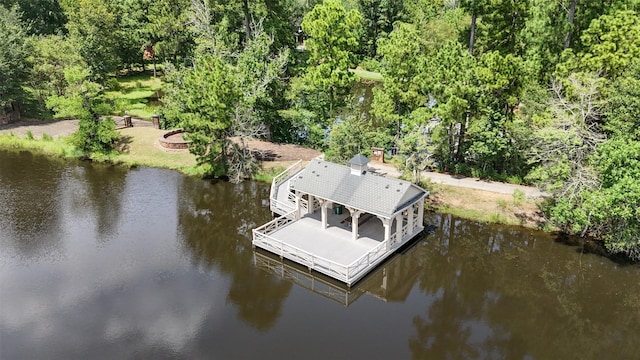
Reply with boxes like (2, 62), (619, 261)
(105, 72), (164, 120)
(111, 127), (199, 173)
(350, 68), (384, 82)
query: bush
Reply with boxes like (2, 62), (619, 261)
(512, 189), (526, 206)
(25, 130), (34, 140)
(106, 78), (122, 91)
(71, 117), (120, 154)
(358, 58), (381, 72)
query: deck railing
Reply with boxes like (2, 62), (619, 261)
(253, 213), (390, 285)
(270, 160), (303, 201)
(270, 198), (295, 215)
(344, 241), (387, 283)
(269, 160), (303, 216)
(253, 230), (350, 283)
(254, 210), (297, 235)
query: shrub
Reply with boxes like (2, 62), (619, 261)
(512, 189), (526, 206)
(106, 78), (121, 91)
(71, 117), (120, 154)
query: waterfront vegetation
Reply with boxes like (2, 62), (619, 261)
(1, 0), (638, 260)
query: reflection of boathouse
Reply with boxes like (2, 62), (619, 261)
(252, 155), (428, 286)
(253, 240), (423, 306)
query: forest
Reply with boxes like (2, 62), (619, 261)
(1, 0), (638, 260)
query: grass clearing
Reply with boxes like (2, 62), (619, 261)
(427, 183), (547, 229)
(111, 127), (199, 173)
(105, 72), (164, 120)
(350, 68), (384, 82)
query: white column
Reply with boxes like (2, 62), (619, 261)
(406, 206), (414, 238)
(321, 200), (331, 229)
(417, 198), (425, 229)
(378, 216), (391, 250)
(348, 208), (361, 241)
(395, 213), (403, 242)
(294, 191), (302, 220)
(307, 195), (315, 214)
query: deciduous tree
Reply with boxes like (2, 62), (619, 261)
(0, 5), (30, 108)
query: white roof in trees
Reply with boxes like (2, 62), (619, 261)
(289, 159), (427, 218)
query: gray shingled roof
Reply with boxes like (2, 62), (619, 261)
(289, 159), (427, 218)
(349, 154), (370, 166)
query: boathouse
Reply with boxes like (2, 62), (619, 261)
(252, 155), (428, 286)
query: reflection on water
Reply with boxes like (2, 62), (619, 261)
(253, 236), (423, 307)
(176, 177), (292, 331)
(1, 150), (639, 359)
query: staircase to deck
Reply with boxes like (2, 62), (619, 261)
(270, 160), (304, 216)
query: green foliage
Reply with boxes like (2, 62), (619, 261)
(374, 22), (428, 127)
(46, 65), (120, 154)
(105, 78), (121, 91)
(25, 130), (33, 140)
(512, 189), (525, 206)
(70, 116), (119, 154)
(488, 212), (508, 224)
(0, 0), (67, 35)
(603, 58), (640, 139)
(26, 35), (86, 111)
(252, 166), (286, 183)
(583, 138), (640, 260)
(0, 4), (30, 107)
(60, 0), (120, 79)
(325, 115), (377, 163)
(146, 0), (192, 62)
(164, 55), (237, 175)
(162, 30), (288, 180)
(357, 0), (405, 58)
(472, 0), (529, 56)
(297, 0), (363, 118)
(558, 9), (640, 81)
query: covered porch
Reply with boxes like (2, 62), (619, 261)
(254, 156), (428, 286)
(252, 196), (424, 286)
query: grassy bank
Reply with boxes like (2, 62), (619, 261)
(110, 127), (201, 174)
(0, 132), (79, 158)
(0, 128), (287, 181)
(1, 125), (548, 230)
(0, 128), (203, 173)
(426, 183), (549, 230)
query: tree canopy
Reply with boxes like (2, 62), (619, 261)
(4, 0), (640, 259)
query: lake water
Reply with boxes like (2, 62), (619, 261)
(1, 149), (638, 359)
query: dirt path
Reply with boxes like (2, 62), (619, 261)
(0, 119), (80, 138)
(368, 162), (545, 199)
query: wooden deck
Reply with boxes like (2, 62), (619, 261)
(271, 212), (383, 264)
(252, 209), (423, 286)
(253, 213), (389, 286)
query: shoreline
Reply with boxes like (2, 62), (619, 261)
(0, 128), (547, 229)
(1, 132), (626, 263)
